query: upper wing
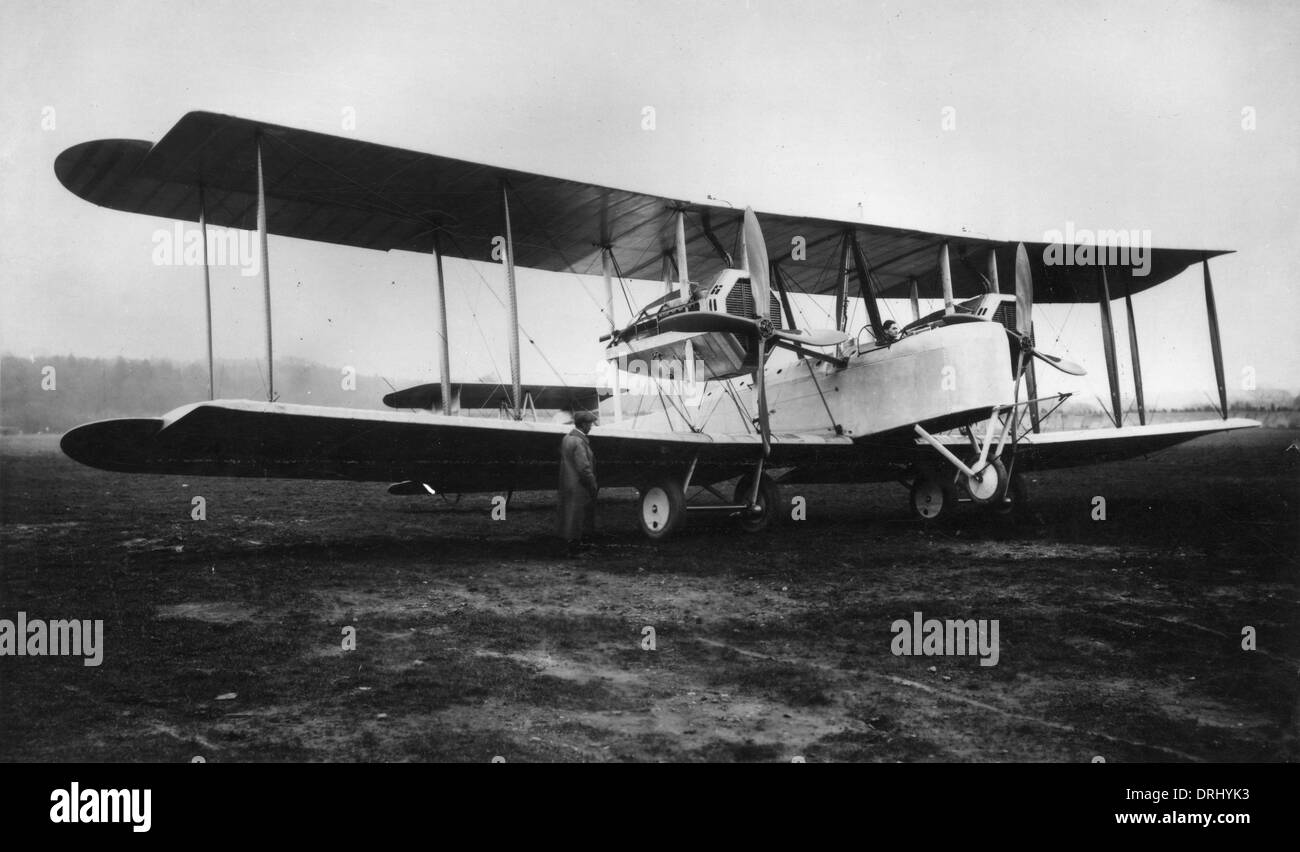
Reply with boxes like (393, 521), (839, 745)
(55, 111), (1228, 303)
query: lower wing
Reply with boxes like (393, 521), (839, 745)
(59, 399), (854, 492)
(780, 417), (1261, 484)
(61, 400), (1259, 491)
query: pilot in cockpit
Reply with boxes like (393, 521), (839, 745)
(844, 319), (903, 357)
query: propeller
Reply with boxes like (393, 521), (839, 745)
(655, 207), (847, 348)
(654, 208), (851, 470)
(743, 207), (770, 314)
(1014, 242), (1032, 337)
(1007, 241), (1086, 376)
(742, 209), (773, 460)
(1020, 345), (1087, 376)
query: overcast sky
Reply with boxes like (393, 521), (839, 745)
(2, 0), (1297, 410)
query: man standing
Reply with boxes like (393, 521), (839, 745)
(558, 410), (599, 557)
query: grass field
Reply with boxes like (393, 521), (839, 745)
(1, 428), (1296, 762)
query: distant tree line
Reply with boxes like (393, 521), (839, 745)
(0, 355), (416, 433)
(1060, 396), (1299, 416)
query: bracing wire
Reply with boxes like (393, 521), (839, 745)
(442, 231), (576, 392)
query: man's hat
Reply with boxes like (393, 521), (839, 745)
(573, 410), (598, 426)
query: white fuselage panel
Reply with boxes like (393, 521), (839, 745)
(615, 321), (1012, 438)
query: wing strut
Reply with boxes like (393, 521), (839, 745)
(602, 247), (622, 423)
(675, 209), (690, 301)
(1122, 268), (1147, 425)
(1203, 256), (1228, 420)
(1097, 266), (1123, 427)
(197, 184), (215, 400)
(255, 136), (275, 402)
(939, 241), (955, 315)
(849, 232), (886, 340)
(501, 182), (522, 419)
(600, 242), (615, 337)
(834, 233), (851, 332)
(700, 210), (733, 267)
(432, 235), (453, 416)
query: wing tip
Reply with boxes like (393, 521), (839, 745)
(61, 418), (164, 472)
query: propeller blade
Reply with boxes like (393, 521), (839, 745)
(1030, 347), (1087, 377)
(753, 334), (771, 459)
(772, 328), (852, 348)
(743, 207), (770, 319)
(1004, 326), (1087, 376)
(1014, 242), (1032, 337)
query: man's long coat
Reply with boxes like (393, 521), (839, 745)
(557, 429), (597, 539)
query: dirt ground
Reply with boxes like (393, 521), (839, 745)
(1, 428), (1296, 762)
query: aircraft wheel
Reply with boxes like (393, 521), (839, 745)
(638, 477), (686, 540)
(963, 458), (1008, 506)
(909, 471), (951, 521)
(993, 469), (1027, 516)
(733, 473), (780, 533)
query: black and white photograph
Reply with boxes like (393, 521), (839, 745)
(1, 0), (1296, 794)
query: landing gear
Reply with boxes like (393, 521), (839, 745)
(909, 470), (952, 520)
(963, 457), (1008, 506)
(638, 477), (686, 540)
(636, 469), (783, 541)
(992, 468), (1027, 517)
(733, 473), (780, 533)
(909, 411), (1022, 520)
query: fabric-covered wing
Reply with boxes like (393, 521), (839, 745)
(984, 418), (1260, 471)
(382, 382), (607, 412)
(55, 111), (1228, 303)
(60, 401), (1257, 494)
(59, 400), (858, 493)
(58, 398), (1258, 494)
(778, 418), (1260, 484)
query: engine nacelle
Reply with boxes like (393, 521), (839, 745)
(605, 268), (784, 382)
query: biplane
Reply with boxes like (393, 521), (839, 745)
(54, 112), (1257, 539)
